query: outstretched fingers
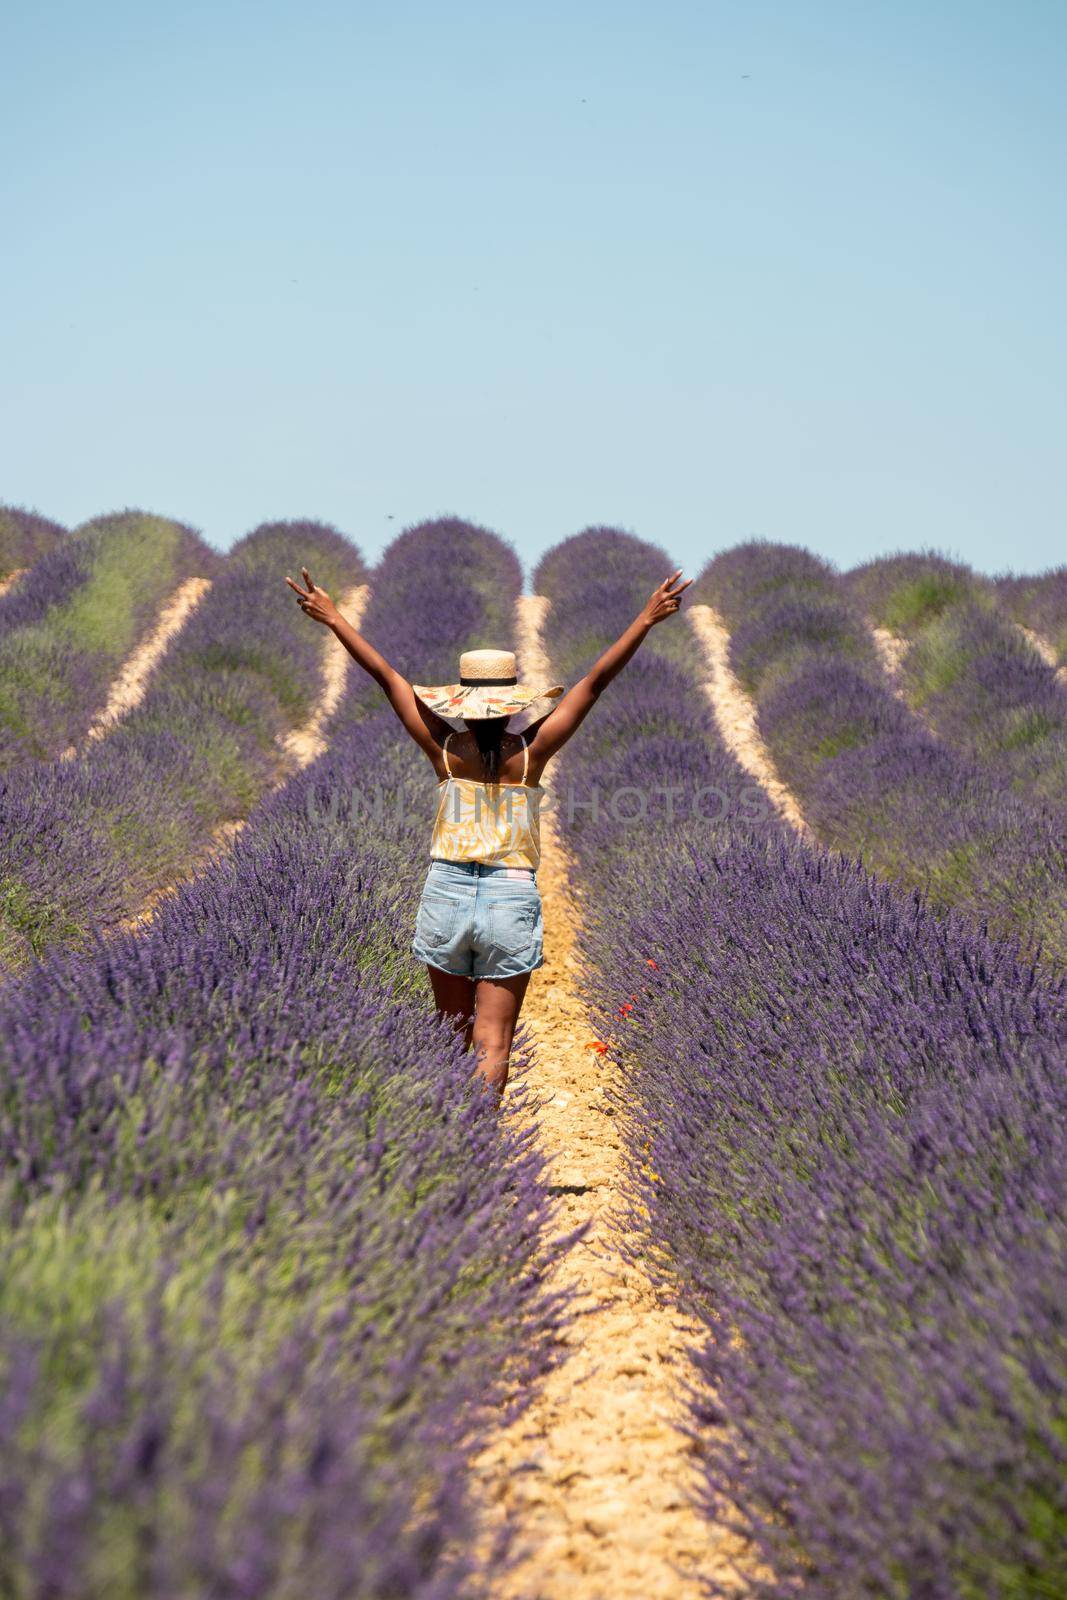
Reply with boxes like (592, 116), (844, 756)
(659, 570), (692, 611)
(659, 569), (691, 595)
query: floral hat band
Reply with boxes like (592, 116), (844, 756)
(412, 648), (564, 726)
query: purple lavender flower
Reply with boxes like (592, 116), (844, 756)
(0, 503), (65, 576)
(996, 564), (1067, 668)
(0, 515), (561, 1597)
(539, 526), (1067, 1597)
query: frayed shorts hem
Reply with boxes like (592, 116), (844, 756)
(412, 944), (545, 981)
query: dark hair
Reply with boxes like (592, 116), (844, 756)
(466, 716), (509, 785)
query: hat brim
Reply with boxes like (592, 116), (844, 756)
(412, 681), (564, 727)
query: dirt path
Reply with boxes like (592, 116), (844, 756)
(0, 568), (27, 600)
(117, 582), (371, 932)
(469, 595), (748, 1600)
(62, 576), (214, 757)
(688, 602), (809, 839)
(1017, 623), (1067, 685)
(867, 619), (911, 698)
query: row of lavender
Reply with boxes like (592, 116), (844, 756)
(847, 551), (1067, 803)
(6, 497), (1065, 670)
(0, 510), (220, 768)
(537, 528), (1067, 1597)
(695, 542), (1067, 972)
(0, 519), (561, 1598)
(0, 518), (365, 969)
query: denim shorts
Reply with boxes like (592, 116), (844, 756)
(412, 860), (544, 980)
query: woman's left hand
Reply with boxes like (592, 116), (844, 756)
(285, 567), (340, 626)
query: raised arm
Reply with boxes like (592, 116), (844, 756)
(527, 568), (692, 764)
(285, 567), (445, 757)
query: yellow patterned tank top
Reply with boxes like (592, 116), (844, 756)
(430, 732), (543, 870)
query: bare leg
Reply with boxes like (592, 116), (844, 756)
(427, 964), (475, 1051)
(472, 972), (531, 1096)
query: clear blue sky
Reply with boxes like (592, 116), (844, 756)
(2, 0), (1064, 578)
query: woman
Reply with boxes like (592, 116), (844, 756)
(285, 563), (692, 1093)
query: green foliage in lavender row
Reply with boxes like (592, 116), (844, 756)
(996, 565), (1067, 669)
(543, 528), (1067, 1597)
(0, 504), (65, 577)
(0, 520), (366, 970)
(0, 523), (559, 1598)
(846, 551), (1067, 804)
(0, 510), (220, 768)
(843, 547), (992, 633)
(698, 541), (1067, 971)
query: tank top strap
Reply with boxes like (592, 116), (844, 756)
(442, 731), (454, 777)
(520, 732), (529, 785)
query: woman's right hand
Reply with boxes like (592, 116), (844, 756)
(640, 569), (692, 627)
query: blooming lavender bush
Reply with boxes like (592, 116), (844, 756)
(333, 515), (523, 728)
(0, 518), (560, 1596)
(0, 503), (65, 577)
(901, 600), (1067, 802)
(691, 537), (835, 617)
(843, 548), (991, 632)
(698, 541), (1067, 970)
(538, 525), (696, 681)
(0, 509), (219, 768)
(727, 588), (880, 695)
(601, 838), (1067, 1598)
(0, 520), (366, 969)
(996, 565), (1067, 668)
(0, 832), (561, 1598)
(846, 553), (1067, 805)
(540, 528), (1067, 1596)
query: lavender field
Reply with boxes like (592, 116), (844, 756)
(0, 503), (1064, 1597)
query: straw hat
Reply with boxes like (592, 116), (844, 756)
(412, 648), (564, 730)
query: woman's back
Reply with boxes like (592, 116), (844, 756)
(431, 730), (543, 870)
(432, 726), (548, 787)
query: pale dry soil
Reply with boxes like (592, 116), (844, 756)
(467, 596), (748, 1599)
(0, 568), (28, 599)
(687, 602), (809, 838)
(1017, 623), (1067, 685)
(117, 582), (370, 931)
(868, 620), (911, 698)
